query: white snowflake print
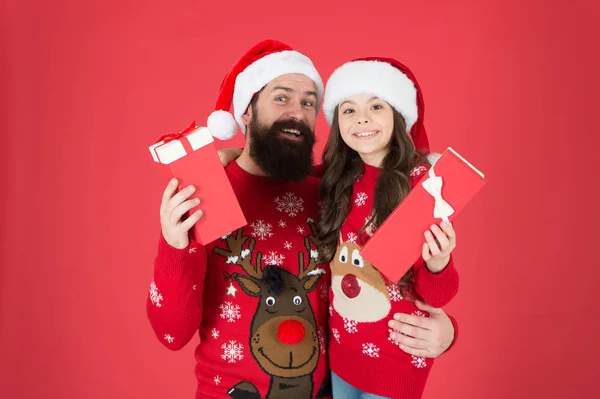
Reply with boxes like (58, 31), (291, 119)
(387, 284), (403, 302)
(284, 241), (292, 250)
(264, 251), (285, 266)
(219, 302), (241, 323)
(214, 375), (222, 385)
(211, 328), (220, 339)
(221, 340), (244, 363)
(297, 226), (305, 234)
(410, 165), (428, 177)
(343, 318), (358, 334)
(347, 232), (357, 244)
(164, 334), (174, 344)
(317, 327), (327, 354)
(412, 310), (426, 317)
(329, 304), (333, 317)
(412, 356), (427, 368)
(362, 343), (380, 358)
(355, 192), (368, 207)
(332, 328), (340, 344)
(278, 220), (287, 228)
(192, 284), (197, 291)
(149, 281), (163, 307)
(275, 192), (304, 217)
(250, 220), (273, 241)
(189, 247), (197, 253)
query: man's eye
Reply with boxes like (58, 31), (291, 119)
(302, 100), (314, 107)
(275, 96), (286, 102)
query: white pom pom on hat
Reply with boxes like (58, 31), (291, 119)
(207, 39), (324, 140)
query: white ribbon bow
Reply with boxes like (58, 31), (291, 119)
(421, 168), (455, 222)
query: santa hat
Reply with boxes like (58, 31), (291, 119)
(322, 57), (430, 154)
(207, 40), (324, 140)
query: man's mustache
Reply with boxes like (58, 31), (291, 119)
(269, 119), (313, 137)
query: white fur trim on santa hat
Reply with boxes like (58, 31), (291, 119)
(207, 110), (238, 140)
(232, 50), (324, 134)
(323, 60), (418, 131)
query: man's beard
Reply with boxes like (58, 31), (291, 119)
(248, 115), (315, 182)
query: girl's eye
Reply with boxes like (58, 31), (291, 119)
(342, 108), (354, 114)
(372, 104), (383, 110)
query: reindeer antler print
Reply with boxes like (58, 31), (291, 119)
(213, 228), (264, 279)
(298, 218), (323, 282)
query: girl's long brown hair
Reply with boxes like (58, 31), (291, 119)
(317, 106), (429, 293)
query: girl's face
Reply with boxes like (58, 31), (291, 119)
(337, 94), (394, 167)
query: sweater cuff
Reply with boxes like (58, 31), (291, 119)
(156, 233), (206, 279)
(414, 256), (459, 308)
(445, 314), (459, 353)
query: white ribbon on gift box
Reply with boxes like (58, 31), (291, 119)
(149, 126), (214, 165)
(421, 167), (455, 222)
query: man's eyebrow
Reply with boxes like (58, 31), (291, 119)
(271, 86), (317, 99)
(271, 86), (294, 93)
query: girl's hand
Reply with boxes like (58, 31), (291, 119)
(422, 221), (456, 273)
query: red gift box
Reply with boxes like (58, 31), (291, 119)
(360, 147), (486, 283)
(149, 121), (247, 245)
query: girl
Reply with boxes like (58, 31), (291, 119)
(317, 57), (459, 399)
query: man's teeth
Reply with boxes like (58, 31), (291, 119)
(355, 131), (377, 137)
(282, 128), (301, 137)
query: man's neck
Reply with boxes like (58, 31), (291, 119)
(235, 147), (268, 177)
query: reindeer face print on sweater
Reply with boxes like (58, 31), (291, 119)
(213, 221), (325, 399)
(330, 238), (391, 323)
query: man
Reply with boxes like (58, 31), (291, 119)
(147, 40), (457, 399)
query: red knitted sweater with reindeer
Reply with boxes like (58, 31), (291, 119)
(147, 161), (331, 399)
(328, 162), (459, 399)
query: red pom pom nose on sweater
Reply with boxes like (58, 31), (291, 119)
(342, 274), (361, 298)
(277, 319), (305, 345)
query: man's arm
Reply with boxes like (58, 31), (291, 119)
(146, 178), (208, 350)
(146, 236), (207, 350)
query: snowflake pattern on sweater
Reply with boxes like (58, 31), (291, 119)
(328, 162), (460, 399)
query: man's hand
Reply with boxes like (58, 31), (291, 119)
(160, 178), (203, 249)
(388, 300), (455, 358)
(423, 221), (456, 273)
(217, 148), (243, 167)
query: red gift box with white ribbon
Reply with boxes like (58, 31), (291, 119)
(149, 122), (247, 245)
(360, 147), (486, 283)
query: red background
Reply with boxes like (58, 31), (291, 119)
(2, 0), (599, 398)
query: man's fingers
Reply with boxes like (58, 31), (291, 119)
(179, 210), (203, 232)
(414, 300), (443, 315)
(389, 331), (429, 350)
(392, 313), (433, 331)
(398, 345), (430, 358)
(160, 178), (179, 214)
(170, 198), (201, 224)
(166, 185), (196, 214)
